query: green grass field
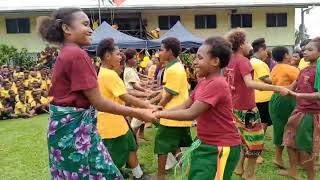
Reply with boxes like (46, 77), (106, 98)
(0, 115), (317, 180)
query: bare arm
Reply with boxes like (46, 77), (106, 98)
(243, 74), (288, 94)
(120, 93), (153, 109)
(260, 76), (272, 84)
(132, 82), (146, 92)
(158, 91), (173, 107)
(290, 91), (320, 100)
(127, 89), (148, 98)
(149, 92), (162, 104)
(83, 87), (156, 121)
(286, 81), (298, 91)
(167, 98), (194, 111)
(155, 100), (210, 120)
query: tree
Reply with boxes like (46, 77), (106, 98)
(295, 24), (310, 47)
(0, 44), (35, 67)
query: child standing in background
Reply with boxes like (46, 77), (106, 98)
(269, 46), (299, 169)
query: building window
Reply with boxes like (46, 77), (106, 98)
(195, 15), (217, 29)
(6, 18), (30, 33)
(231, 14), (252, 28)
(158, 16), (180, 30)
(266, 13), (287, 27)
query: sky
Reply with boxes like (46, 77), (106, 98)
(295, 6), (320, 38)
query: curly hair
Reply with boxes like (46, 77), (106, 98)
(226, 28), (246, 52)
(96, 38), (116, 59)
(204, 36), (232, 68)
(37, 7), (82, 44)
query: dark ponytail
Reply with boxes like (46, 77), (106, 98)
(37, 7), (82, 44)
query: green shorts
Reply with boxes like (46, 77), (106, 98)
(154, 124), (192, 155)
(189, 144), (241, 180)
(102, 130), (137, 169)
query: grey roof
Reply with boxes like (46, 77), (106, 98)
(90, 21), (148, 49)
(0, 0), (319, 12)
(149, 21), (204, 49)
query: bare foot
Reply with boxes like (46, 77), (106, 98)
(273, 159), (286, 169)
(234, 166), (244, 176)
(256, 156), (264, 164)
(278, 170), (299, 180)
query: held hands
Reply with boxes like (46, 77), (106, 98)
(277, 86), (290, 96)
(135, 108), (158, 122)
(278, 86), (300, 97)
(288, 90), (300, 98)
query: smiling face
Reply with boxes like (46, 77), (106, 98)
(193, 44), (219, 78)
(63, 11), (93, 46)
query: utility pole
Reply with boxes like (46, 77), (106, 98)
(300, 7), (314, 42)
(98, 0), (102, 25)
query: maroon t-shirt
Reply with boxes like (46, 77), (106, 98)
(191, 76), (241, 146)
(49, 45), (98, 108)
(224, 54), (256, 110)
(296, 65), (320, 113)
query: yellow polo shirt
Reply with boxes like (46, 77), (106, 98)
(97, 67), (129, 139)
(30, 100), (40, 108)
(298, 58), (309, 70)
(1, 89), (9, 98)
(40, 97), (50, 105)
(250, 57), (273, 103)
(15, 101), (28, 115)
(161, 60), (192, 127)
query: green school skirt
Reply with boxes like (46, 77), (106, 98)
(269, 93), (296, 146)
(102, 130), (137, 169)
(283, 110), (320, 155)
(154, 124), (192, 155)
(188, 143), (241, 180)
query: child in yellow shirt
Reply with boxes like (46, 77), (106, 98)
(30, 90), (48, 115)
(15, 93), (33, 118)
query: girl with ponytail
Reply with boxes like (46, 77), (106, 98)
(38, 8), (156, 179)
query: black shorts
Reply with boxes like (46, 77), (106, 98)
(256, 101), (272, 126)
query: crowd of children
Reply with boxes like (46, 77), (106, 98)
(0, 65), (51, 120)
(31, 7), (320, 180)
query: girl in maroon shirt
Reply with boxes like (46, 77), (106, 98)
(224, 29), (289, 180)
(37, 7), (156, 179)
(281, 37), (320, 180)
(155, 37), (241, 180)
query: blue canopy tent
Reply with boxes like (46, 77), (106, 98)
(147, 21), (204, 49)
(89, 21), (150, 49)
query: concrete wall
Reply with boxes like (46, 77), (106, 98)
(0, 7), (295, 53)
(142, 7), (295, 47)
(0, 15), (47, 53)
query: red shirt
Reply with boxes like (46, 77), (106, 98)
(224, 54), (255, 110)
(49, 45), (98, 108)
(296, 65), (320, 113)
(191, 76), (241, 146)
